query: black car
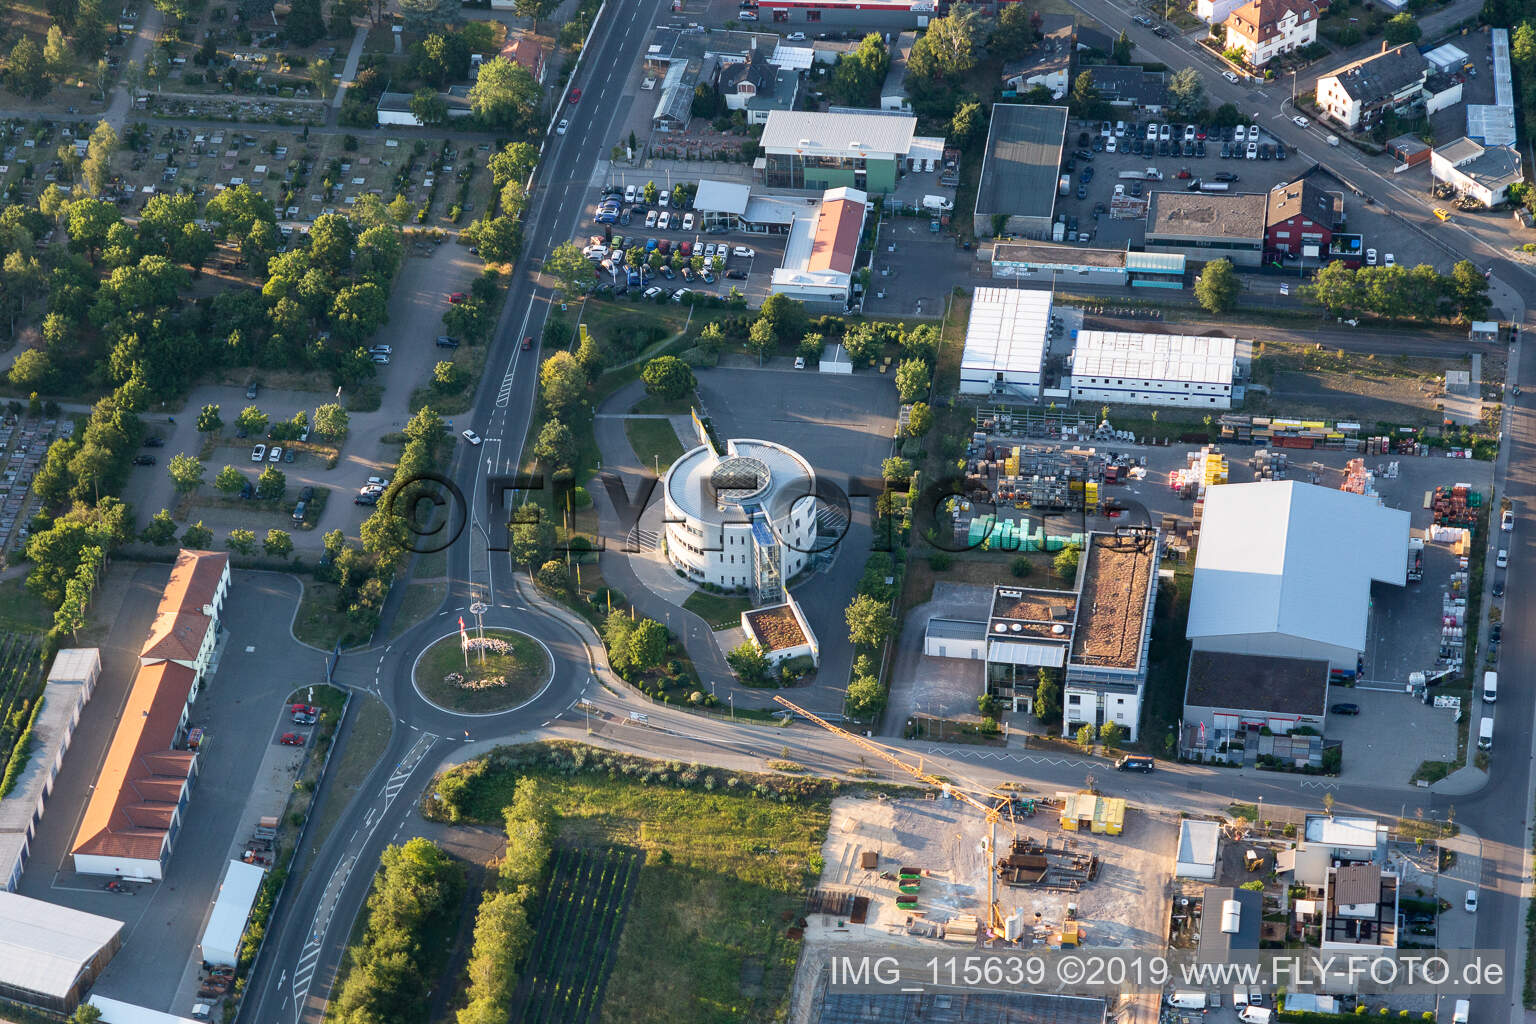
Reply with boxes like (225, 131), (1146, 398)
(1329, 702), (1361, 716)
(1275, 143), (1287, 159)
(143, 435), (165, 447)
(240, 479), (254, 499)
(725, 268), (747, 279)
(1491, 622), (1503, 642)
(1493, 580), (1504, 597)
(246, 381), (259, 399)
(300, 485), (314, 501)
(1157, 140), (1171, 156)
(1214, 171), (1239, 182)
(1195, 141), (1206, 157)
(436, 335), (460, 348)
(355, 491), (379, 506)
(132, 454), (156, 466)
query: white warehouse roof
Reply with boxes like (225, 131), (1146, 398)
(88, 995), (204, 1024)
(199, 860), (267, 966)
(1177, 820), (1220, 868)
(1187, 481), (1409, 654)
(760, 109), (917, 158)
(1071, 331), (1236, 387)
(0, 892), (124, 1001)
(961, 287), (1052, 381)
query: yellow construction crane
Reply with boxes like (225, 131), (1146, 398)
(771, 694), (1010, 935)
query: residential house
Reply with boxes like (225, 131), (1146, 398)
(1316, 43), (1431, 130)
(1265, 178), (1334, 256)
(1222, 0), (1321, 67)
(498, 34), (546, 84)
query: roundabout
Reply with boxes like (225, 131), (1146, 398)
(411, 626), (555, 716)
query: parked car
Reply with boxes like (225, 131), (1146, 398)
(682, 213), (695, 230)
(448, 291), (467, 303)
(292, 500), (307, 522)
(1366, 248), (1378, 265)
(132, 454), (156, 466)
(1292, 115), (1309, 128)
(251, 444), (266, 462)
(436, 335), (460, 348)
(144, 435), (165, 447)
(292, 711), (317, 725)
(794, 356), (806, 369)
(1497, 548), (1509, 568)
(1222, 70), (1239, 83)
(1384, 253), (1395, 266)
(279, 733), (305, 746)
(1465, 889), (1478, 913)
(726, 268), (747, 279)
(269, 446), (282, 462)
(246, 381), (259, 399)
(284, 449), (295, 463)
(299, 486), (314, 502)
(1329, 702), (1361, 715)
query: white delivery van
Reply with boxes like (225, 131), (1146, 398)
(1167, 991), (1208, 1010)
(1234, 989), (1249, 1009)
(1240, 1008), (1274, 1024)
(1326, 135), (1340, 146)
(921, 194), (953, 212)
(1478, 716), (1494, 750)
(1484, 671), (1498, 703)
(1452, 998), (1469, 1023)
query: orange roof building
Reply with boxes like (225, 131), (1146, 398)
(73, 550), (229, 878)
(497, 34), (546, 83)
(769, 186), (868, 309)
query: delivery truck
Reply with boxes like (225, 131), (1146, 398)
(1406, 537), (1424, 581)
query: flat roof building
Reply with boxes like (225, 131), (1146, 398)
(0, 648), (100, 893)
(973, 103), (1068, 238)
(761, 109), (921, 193)
(1432, 137), (1525, 208)
(0, 891), (124, 1012)
(1176, 820), (1221, 879)
(959, 287), (1052, 396)
(1145, 191), (1269, 266)
(1069, 331), (1237, 409)
(1187, 481), (1408, 671)
(199, 859), (268, 967)
(769, 186), (867, 309)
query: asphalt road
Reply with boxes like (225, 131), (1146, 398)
(234, 9), (1536, 1023)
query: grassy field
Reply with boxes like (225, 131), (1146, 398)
(631, 393), (694, 415)
(0, 578), (51, 635)
(389, 583), (447, 640)
(293, 578), (355, 649)
(681, 590), (755, 631)
(428, 742), (834, 1024)
(623, 418), (685, 474)
(414, 627), (551, 713)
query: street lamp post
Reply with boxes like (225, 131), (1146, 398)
(729, 694), (735, 721)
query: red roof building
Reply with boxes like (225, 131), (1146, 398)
(498, 35), (546, 84)
(1265, 179), (1335, 257)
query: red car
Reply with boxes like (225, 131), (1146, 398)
(522, 336), (533, 350)
(679, 241), (692, 258)
(290, 703), (318, 715)
(279, 733), (305, 746)
(568, 88), (581, 104)
(448, 292), (468, 304)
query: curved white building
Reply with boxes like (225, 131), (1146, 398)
(662, 438), (818, 603)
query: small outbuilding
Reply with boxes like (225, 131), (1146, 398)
(1176, 820), (1221, 880)
(819, 343), (853, 374)
(1469, 321), (1499, 343)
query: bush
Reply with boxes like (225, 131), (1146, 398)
(1010, 556), (1031, 578)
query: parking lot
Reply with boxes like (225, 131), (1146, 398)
(571, 173), (788, 306)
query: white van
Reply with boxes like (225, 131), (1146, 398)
(1167, 991), (1208, 1010)
(1452, 998), (1469, 1024)
(1233, 988), (1249, 1009)
(1478, 716), (1494, 750)
(1484, 671), (1498, 703)
(1240, 1008), (1274, 1024)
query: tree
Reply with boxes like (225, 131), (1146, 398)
(410, 86), (450, 126)
(846, 592), (894, 649)
(1167, 67), (1206, 118)
(167, 453), (204, 493)
(8, 350), (56, 392)
(1113, 29), (1134, 65)
(264, 529), (294, 558)
(1099, 721), (1123, 750)
(284, 0), (325, 43)
(330, 282), (388, 344)
(512, 0), (557, 31)
(545, 241), (597, 297)
(1075, 723), (1094, 751)
(182, 521), (213, 548)
(746, 318), (776, 359)
(1304, 261), (1362, 315)
(1194, 257), (1239, 313)
(894, 359), (930, 403)
(535, 559), (568, 592)
(468, 57), (540, 130)
(400, 0), (459, 31)
(627, 618), (668, 670)
(532, 420), (575, 470)
(314, 403), (349, 439)
(66, 198), (121, 257)
(989, 2), (1041, 58)
(1054, 544), (1081, 582)
(69, 1005), (104, 1024)
(905, 402), (933, 438)
(192, 404), (222, 435)
(539, 351), (586, 414)
(1383, 12), (1421, 44)
(1034, 669), (1059, 722)
(226, 528), (256, 555)
(907, 4), (980, 80)
(8, 39), (48, 99)
(257, 466), (286, 500)
(950, 100), (985, 146)
(726, 641), (773, 685)
(757, 293), (807, 342)
(509, 507), (554, 569)
(1446, 259), (1491, 321)
(489, 141), (538, 188)
(1069, 70), (1107, 120)
(828, 33), (890, 106)
(642, 355), (695, 399)
(881, 455), (913, 483)
(846, 673), (886, 718)
(1514, 20), (1536, 67)
(214, 464), (245, 495)
(237, 405), (269, 436)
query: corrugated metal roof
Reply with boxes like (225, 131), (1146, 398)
(200, 860), (267, 965)
(988, 639), (1066, 667)
(694, 179), (751, 216)
(961, 287), (1051, 379)
(0, 892), (123, 1000)
(761, 110), (917, 158)
(1125, 251), (1186, 272)
(1072, 331), (1235, 386)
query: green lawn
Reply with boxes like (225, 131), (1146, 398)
(426, 742), (834, 1024)
(298, 694), (393, 879)
(414, 627), (551, 713)
(293, 579), (359, 649)
(0, 578), (50, 634)
(682, 590), (755, 631)
(389, 582), (447, 640)
(631, 393), (694, 415)
(623, 418), (685, 474)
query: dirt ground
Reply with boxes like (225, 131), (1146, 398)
(1251, 343), (1480, 426)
